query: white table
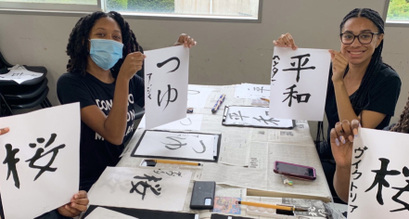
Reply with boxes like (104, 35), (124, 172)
(95, 84), (333, 218)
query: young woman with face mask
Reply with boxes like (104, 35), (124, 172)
(57, 11), (196, 192)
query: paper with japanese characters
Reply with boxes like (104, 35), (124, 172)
(137, 114), (203, 131)
(270, 47), (331, 121)
(348, 128), (409, 218)
(132, 130), (219, 161)
(222, 105), (293, 129)
(144, 45), (189, 129)
(0, 65), (43, 84)
(88, 167), (192, 211)
(0, 103), (80, 219)
(234, 83), (270, 99)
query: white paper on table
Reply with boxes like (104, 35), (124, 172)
(144, 45), (189, 129)
(137, 114), (203, 131)
(234, 83), (270, 99)
(85, 207), (139, 219)
(347, 128), (409, 218)
(0, 65), (43, 84)
(269, 47), (331, 121)
(222, 106), (293, 129)
(88, 167), (192, 212)
(0, 103), (80, 219)
(187, 84), (215, 108)
(132, 130), (219, 161)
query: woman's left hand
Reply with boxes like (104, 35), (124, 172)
(330, 119), (359, 168)
(175, 33), (197, 48)
(57, 190), (89, 217)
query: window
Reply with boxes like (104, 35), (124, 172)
(0, 0), (99, 12)
(0, 0), (260, 21)
(386, 0), (409, 24)
(107, 0), (260, 21)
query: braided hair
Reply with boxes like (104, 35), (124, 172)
(66, 11), (142, 77)
(334, 8), (389, 114)
(390, 95), (409, 133)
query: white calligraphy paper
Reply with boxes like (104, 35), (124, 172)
(188, 84), (215, 108)
(269, 47), (331, 121)
(88, 167), (192, 212)
(348, 128), (409, 218)
(132, 130), (219, 161)
(222, 106), (293, 129)
(144, 45), (189, 129)
(0, 65), (43, 84)
(85, 207), (138, 219)
(234, 83), (270, 99)
(138, 114), (203, 131)
(0, 103), (80, 219)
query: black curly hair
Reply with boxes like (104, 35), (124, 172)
(390, 94), (409, 133)
(330, 8), (390, 114)
(66, 11), (142, 77)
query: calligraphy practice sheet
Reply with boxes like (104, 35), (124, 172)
(222, 105), (293, 129)
(137, 114), (204, 131)
(348, 128), (409, 218)
(269, 47), (331, 121)
(0, 103), (80, 219)
(188, 84), (216, 108)
(144, 45), (189, 129)
(234, 83), (270, 99)
(132, 130), (220, 161)
(0, 65), (43, 84)
(88, 167), (192, 212)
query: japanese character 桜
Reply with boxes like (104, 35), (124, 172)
(275, 7), (401, 203)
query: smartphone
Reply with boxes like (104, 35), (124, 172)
(190, 181), (216, 209)
(274, 161), (316, 180)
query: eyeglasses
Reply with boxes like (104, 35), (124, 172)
(340, 32), (379, 45)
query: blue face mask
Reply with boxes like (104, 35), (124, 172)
(89, 39), (124, 70)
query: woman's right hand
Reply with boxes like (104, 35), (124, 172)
(118, 52), (146, 81)
(273, 33), (298, 50)
(329, 50), (349, 83)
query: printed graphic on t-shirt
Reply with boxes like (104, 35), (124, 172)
(94, 94), (137, 141)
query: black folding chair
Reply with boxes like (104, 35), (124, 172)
(0, 50), (52, 117)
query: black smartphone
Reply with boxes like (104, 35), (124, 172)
(274, 161), (316, 180)
(190, 181), (216, 209)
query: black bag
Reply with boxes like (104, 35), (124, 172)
(314, 121), (333, 161)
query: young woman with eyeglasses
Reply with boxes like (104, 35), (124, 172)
(273, 8), (401, 202)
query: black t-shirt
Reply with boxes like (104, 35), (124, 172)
(0, 194), (70, 219)
(325, 63), (401, 143)
(57, 72), (144, 191)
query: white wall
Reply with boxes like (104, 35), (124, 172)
(1, 0), (408, 136)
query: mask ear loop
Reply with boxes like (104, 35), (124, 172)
(88, 39), (93, 57)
